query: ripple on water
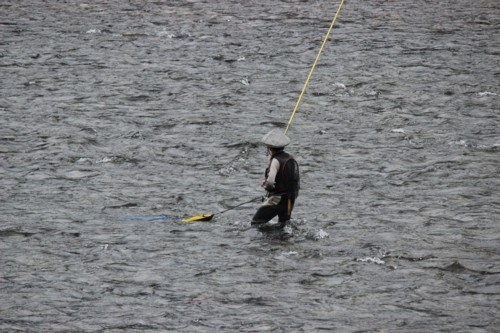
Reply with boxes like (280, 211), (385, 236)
(1, 0), (499, 332)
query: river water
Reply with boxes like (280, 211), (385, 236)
(1, 0), (499, 332)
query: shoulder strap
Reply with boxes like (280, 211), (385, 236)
(280, 157), (292, 172)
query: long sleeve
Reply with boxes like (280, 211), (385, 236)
(264, 158), (280, 191)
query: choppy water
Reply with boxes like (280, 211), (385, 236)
(1, 0), (499, 332)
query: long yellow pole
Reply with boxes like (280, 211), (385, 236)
(284, 0), (345, 135)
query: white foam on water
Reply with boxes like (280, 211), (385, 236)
(283, 224), (293, 235)
(332, 82), (346, 90)
(96, 157), (115, 164)
(477, 91), (497, 97)
(76, 157), (92, 164)
(448, 139), (467, 146)
(315, 229), (329, 240)
(218, 166), (236, 176)
(391, 128), (405, 133)
(357, 257), (385, 265)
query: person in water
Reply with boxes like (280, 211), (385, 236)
(251, 128), (300, 229)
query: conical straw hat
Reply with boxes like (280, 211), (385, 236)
(261, 129), (290, 148)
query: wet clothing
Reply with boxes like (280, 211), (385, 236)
(251, 194), (296, 226)
(252, 150), (299, 226)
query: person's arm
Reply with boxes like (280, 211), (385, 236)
(263, 158), (280, 191)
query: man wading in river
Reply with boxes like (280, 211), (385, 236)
(251, 129), (300, 231)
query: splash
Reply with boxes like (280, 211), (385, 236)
(356, 257), (385, 265)
(477, 91), (497, 97)
(315, 229), (330, 240)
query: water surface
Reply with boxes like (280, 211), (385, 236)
(1, 0), (499, 332)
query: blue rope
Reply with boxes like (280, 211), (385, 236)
(121, 215), (168, 221)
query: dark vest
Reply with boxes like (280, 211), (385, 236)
(265, 151), (294, 195)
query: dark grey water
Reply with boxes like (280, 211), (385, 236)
(1, 0), (499, 332)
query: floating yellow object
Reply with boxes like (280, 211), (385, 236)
(182, 196), (262, 223)
(182, 214), (214, 222)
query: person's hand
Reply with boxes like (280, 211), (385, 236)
(260, 179), (266, 187)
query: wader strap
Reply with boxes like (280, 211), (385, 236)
(280, 157), (292, 172)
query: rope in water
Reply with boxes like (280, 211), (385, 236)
(284, 0), (345, 135)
